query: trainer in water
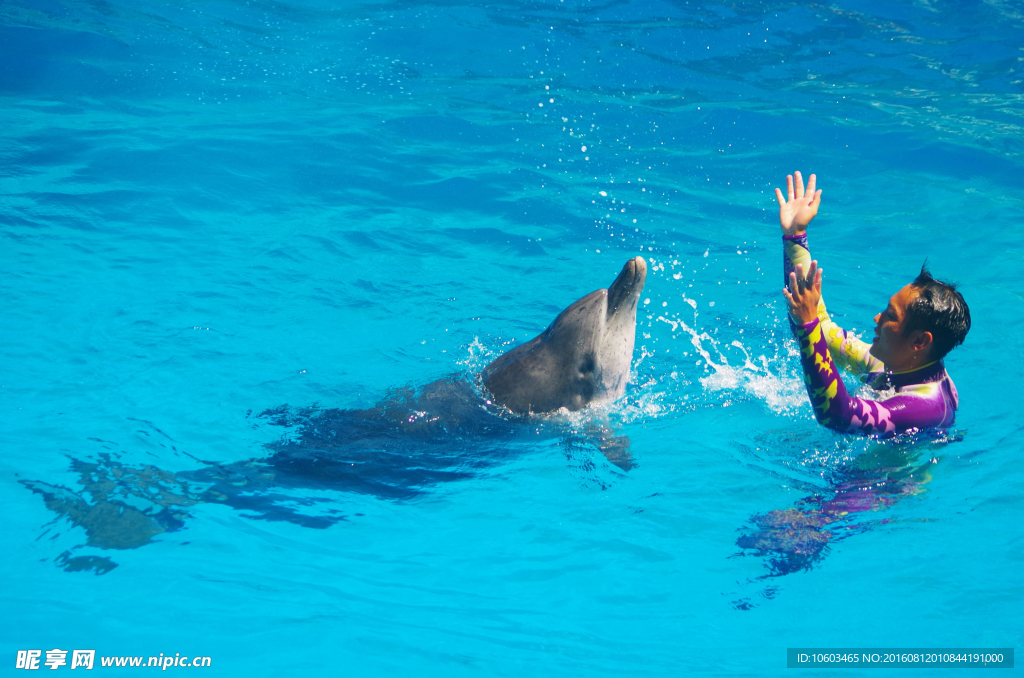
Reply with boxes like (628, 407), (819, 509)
(775, 171), (970, 436)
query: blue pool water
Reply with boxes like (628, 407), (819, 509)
(2, 0), (1022, 675)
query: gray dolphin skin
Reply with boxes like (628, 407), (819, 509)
(483, 256), (648, 414)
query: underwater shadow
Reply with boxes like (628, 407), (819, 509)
(729, 431), (962, 609)
(22, 377), (631, 574)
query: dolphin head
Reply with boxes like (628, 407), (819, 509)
(482, 257), (648, 414)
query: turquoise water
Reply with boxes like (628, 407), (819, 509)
(2, 0), (1022, 675)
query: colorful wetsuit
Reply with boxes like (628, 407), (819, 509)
(783, 233), (959, 436)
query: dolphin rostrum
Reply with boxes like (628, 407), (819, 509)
(483, 256), (647, 414)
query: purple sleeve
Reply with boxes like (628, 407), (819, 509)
(792, 318), (950, 436)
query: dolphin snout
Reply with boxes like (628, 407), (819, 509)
(628, 256), (647, 285)
(606, 256), (647, 316)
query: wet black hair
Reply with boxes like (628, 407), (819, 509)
(903, 262), (971, 361)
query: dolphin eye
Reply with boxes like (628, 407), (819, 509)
(578, 355), (596, 375)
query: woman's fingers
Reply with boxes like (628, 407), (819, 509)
(787, 174), (795, 201)
(794, 171), (805, 198)
(806, 173), (816, 197)
(775, 187), (786, 207)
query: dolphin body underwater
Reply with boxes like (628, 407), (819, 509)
(23, 258), (648, 565)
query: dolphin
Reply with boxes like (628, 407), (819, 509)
(484, 256), (647, 414)
(22, 258), (649, 566)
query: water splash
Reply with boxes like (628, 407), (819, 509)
(653, 309), (807, 415)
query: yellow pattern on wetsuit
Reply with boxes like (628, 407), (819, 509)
(784, 235), (882, 376)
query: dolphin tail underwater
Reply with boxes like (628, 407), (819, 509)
(483, 256), (647, 414)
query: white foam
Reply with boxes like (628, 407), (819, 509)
(654, 312), (807, 415)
